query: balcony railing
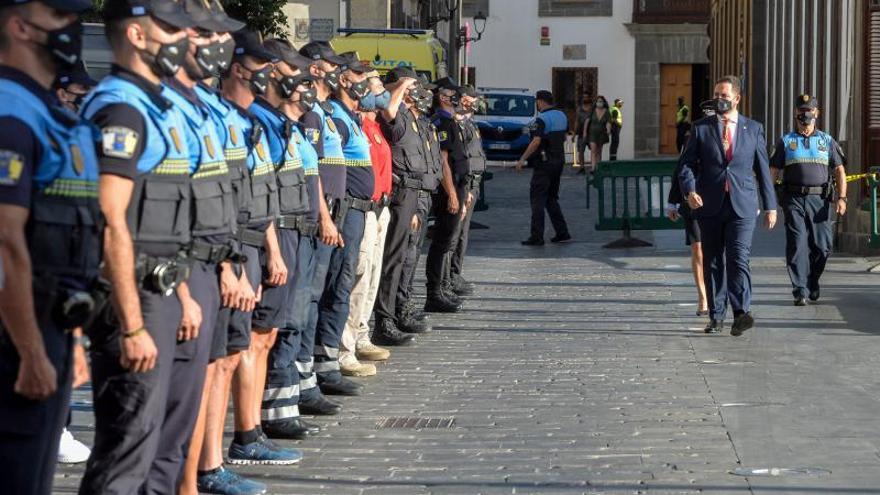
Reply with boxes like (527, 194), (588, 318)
(632, 0), (711, 24)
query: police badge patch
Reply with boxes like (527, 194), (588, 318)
(102, 126), (139, 159)
(229, 125), (238, 146)
(204, 135), (216, 159)
(70, 145), (84, 175)
(789, 140), (798, 151)
(0, 149), (24, 186)
(326, 117), (338, 134)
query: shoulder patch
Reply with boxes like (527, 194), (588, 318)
(0, 149), (25, 186)
(102, 126), (140, 160)
(307, 128), (321, 144)
(438, 130), (448, 142)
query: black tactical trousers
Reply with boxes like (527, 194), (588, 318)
(529, 162), (569, 240)
(375, 186), (420, 322)
(397, 191), (432, 313)
(448, 185), (478, 283)
(783, 193), (834, 298)
(426, 183), (467, 295)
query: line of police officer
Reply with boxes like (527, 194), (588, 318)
(0, 1), (487, 494)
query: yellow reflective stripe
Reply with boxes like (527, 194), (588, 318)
(192, 160), (229, 179)
(345, 159), (372, 168)
(319, 157), (346, 166)
(784, 158), (830, 167)
(154, 159), (191, 175)
(252, 162), (274, 177)
(304, 168), (319, 176)
(224, 148), (247, 161)
(42, 179), (98, 198)
(278, 158), (303, 174)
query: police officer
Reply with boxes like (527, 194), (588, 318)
(446, 85), (487, 297)
(0, 2), (99, 494)
(253, 37), (325, 438)
(78, 1), (194, 493)
(53, 60), (97, 112)
(516, 90), (570, 246)
(770, 94), (847, 306)
(425, 78), (473, 313)
(609, 98), (623, 161)
(373, 67), (432, 343)
(676, 96), (690, 153)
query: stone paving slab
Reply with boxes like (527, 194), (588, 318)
(58, 166), (880, 494)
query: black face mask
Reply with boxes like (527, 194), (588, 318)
(195, 41), (219, 78)
(323, 68), (341, 91)
(214, 38), (236, 75)
(346, 78), (371, 101)
(797, 113), (816, 126)
(143, 36), (190, 78)
(246, 66), (272, 95)
(297, 87), (317, 111)
(29, 19), (83, 70)
(275, 76), (297, 99)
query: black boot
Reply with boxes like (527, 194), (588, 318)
(451, 276), (475, 296)
(262, 419), (321, 440)
(373, 319), (416, 346)
(398, 314), (432, 334)
(424, 293), (462, 313)
(401, 301), (429, 322)
(299, 395), (342, 415)
(320, 377), (364, 396)
(442, 282), (463, 304)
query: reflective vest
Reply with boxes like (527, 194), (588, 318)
(0, 79), (102, 282)
(250, 99), (310, 216)
(610, 106), (623, 126)
(82, 75), (192, 256)
(196, 85), (279, 230)
(162, 84), (236, 239)
(781, 129), (833, 187)
(676, 105), (690, 125)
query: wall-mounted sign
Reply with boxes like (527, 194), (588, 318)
(294, 18), (335, 42)
(563, 44), (586, 60)
(540, 26), (550, 46)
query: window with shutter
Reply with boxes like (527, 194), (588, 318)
(867, 5), (880, 175)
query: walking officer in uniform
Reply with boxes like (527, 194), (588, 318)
(517, 90), (571, 246)
(78, 1), (195, 492)
(770, 94), (847, 306)
(0, 2), (100, 493)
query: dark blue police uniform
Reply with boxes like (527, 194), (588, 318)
(527, 107), (570, 241)
(770, 127), (844, 300)
(447, 116), (486, 286)
(0, 64), (102, 495)
(80, 65), (192, 495)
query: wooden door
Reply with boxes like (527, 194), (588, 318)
(659, 64), (693, 155)
(552, 67), (598, 131)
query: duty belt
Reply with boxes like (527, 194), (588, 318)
(465, 173), (483, 189)
(277, 214), (318, 237)
(238, 228), (266, 248)
(396, 175), (427, 191)
(347, 196), (378, 213)
(188, 240), (234, 264)
(785, 184), (826, 195)
(135, 253), (191, 296)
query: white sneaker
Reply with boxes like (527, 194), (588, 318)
(58, 428), (91, 464)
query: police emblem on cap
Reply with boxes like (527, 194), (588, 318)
(70, 145), (84, 175)
(170, 127), (183, 153)
(326, 117), (337, 134)
(0, 150), (24, 186)
(102, 127), (139, 160)
(204, 135), (216, 159)
(229, 126), (238, 147)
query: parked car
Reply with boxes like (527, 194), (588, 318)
(472, 88), (535, 161)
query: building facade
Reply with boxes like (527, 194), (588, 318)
(710, 0), (872, 253)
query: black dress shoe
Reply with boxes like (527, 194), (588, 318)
(521, 238), (545, 246)
(320, 377), (364, 396)
(809, 288), (820, 301)
(730, 312), (754, 337)
(704, 320), (723, 334)
(442, 287), (463, 305)
(262, 419), (321, 440)
(299, 395), (342, 415)
(794, 296), (807, 307)
(398, 316), (432, 334)
(373, 319), (416, 346)
(424, 294), (462, 313)
(550, 232), (572, 243)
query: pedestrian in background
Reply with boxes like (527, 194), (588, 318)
(574, 96), (591, 172)
(584, 95), (611, 172)
(609, 98), (623, 161)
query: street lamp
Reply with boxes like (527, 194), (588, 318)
(458, 11), (488, 86)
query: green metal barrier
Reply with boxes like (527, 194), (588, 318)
(586, 159), (683, 248)
(869, 167), (880, 249)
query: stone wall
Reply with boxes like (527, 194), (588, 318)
(626, 24), (709, 158)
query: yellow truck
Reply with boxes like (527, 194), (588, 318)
(330, 28), (447, 81)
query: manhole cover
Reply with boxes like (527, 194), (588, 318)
(731, 467), (831, 478)
(376, 417), (456, 429)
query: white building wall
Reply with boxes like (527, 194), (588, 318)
(467, 0), (636, 160)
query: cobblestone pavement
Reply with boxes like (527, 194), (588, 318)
(58, 166), (880, 494)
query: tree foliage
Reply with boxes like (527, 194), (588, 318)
(81, 0), (290, 39)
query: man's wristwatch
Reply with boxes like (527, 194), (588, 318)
(838, 197), (848, 203)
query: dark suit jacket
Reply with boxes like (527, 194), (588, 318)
(678, 114), (777, 219)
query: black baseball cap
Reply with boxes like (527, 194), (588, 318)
(433, 76), (460, 92)
(56, 60), (98, 88)
(0, 0), (90, 12)
(417, 74), (436, 90)
(208, 0), (244, 33)
(182, 0), (230, 33)
(383, 66), (418, 84)
(796, 93), (818, 110)
(299, 41), (347, 66)
(103, 0), (194, 29)
(232, 29), (278, 63)
(339, 52), (369, 74)
(264, 38), (312, 71)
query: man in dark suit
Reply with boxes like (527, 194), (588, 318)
(678, 76), (778, 336)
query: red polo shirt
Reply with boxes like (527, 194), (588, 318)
(363, 116), (392, 201)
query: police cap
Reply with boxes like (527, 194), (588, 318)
(0, 0), (90, 12)
(264, 38), (311, 70)
(796, 93), (818, 110)
(103, 0), (194, 29)
(56, 60), (97, 89)
(299, 41), (347, 66)
(418, 74), (437, 90)
(384, 66), (419, 84)
(232, 29), (278, 63)
(433, 76), (460, 92)
(338, 52), (369, 74)
(207, 0), (244, 33)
